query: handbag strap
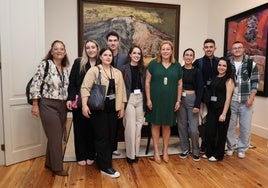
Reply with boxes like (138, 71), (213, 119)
(96, 66), (102, 85)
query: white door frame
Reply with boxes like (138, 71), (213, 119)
(0, 0), (46, 166)
(0, 58), (5, 166)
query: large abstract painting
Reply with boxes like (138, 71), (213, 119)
(78, 0), (180, 64)
(224, 3), (268, 96)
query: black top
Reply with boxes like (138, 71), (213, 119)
(130, 65), (142, 92)
(183, 68), (195, 90)
(122, 63), (145, 100)
(107, 79), (115, 95)
(210, 75), (228, 109)
(67, 58), (93, 101)
(182, 66), (203, 108)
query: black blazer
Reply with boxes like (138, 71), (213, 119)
(67, 58), (94, 101)
(122, 63), (146, 108)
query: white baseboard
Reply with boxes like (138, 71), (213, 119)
(251, 124), (268, 139)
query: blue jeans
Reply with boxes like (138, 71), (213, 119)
(227, 101), (253, 152)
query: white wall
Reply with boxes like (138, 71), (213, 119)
(45, 0), (268, 138)
(209, 0), (268, 138)
(45, 0), (210, 63)
(44, 0), (77, 65)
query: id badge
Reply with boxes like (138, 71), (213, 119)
(134, 89), (141, 94)
(164, 77), (168, 85)
(210, 96), (217, 102)
(207, 80), (211, 86)
(108, 94), (115, 100)
(182, 92), (186, 97)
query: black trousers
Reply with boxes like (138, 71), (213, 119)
(90, 99), (117, 170)
(206, 106), (231, 160)
(113, 118), (123, 151)
(72, 108), (95, 161)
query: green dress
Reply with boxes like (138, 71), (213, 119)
(145, 60), (183, 126)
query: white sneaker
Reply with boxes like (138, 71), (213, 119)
(208, 156), (218, 162)
(225, 150), (234, 156)
(202, 154), (208, 159)
(112, 150), (120, 156)
(238, 152), (245, 159)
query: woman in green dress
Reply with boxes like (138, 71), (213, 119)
(145, 40), (183, 164)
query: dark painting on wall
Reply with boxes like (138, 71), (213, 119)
(78, 0), (180, 64)
(224, 3), (268, 96)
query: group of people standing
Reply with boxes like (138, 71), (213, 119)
(29, 32), (259, 178)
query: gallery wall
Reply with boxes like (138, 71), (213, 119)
(208, 0), (268, 138)
(45, 0), (268, 138)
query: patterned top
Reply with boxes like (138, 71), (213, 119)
(231, 58), (259, 103)
(30, 59), (69, 100)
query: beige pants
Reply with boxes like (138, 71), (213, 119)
(123, 93), (144, 159)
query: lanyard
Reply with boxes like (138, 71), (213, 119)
(103, 66), (113, 79)
(56, 67), (65, 87)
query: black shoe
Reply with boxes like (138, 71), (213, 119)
(193, 155), (200, 162)
(44, 164), (51, 169)
(101, 168), (120, 178)
(53, 170), (68, 176)
(179, 150), (190, 159)
(126, 157), (136, 164)
(135, 156), (139, 163)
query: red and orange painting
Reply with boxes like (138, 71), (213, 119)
(224, 3), (268, 96)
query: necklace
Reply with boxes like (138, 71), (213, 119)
(102, 66), (113, 79)
(162, 62), (171, 68)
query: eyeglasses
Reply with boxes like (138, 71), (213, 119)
(232, 46), (243, 50)
(52, 48), (65, 52)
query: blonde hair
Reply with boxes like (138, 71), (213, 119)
(156, 40), (176, 63)
(80, 39), (100, 73)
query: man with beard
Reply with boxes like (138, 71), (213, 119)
(106, 31), (128, 156)
(193, 39), (219, 155)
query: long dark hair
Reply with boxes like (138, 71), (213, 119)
(219, 57), (235, 82)
(128, 45), (146, 75)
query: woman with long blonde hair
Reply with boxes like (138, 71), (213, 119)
(66, 39), (100, 166)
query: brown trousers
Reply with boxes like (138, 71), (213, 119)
(39, 98), (67, 171)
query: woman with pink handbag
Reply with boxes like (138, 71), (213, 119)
(66, 40), (100, 166)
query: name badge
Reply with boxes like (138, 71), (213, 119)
(134, 89), (141, 94)
(207, 80), (211, 86)
(210, 96), (217, 102)
(164, 77), (168, 85)
(108, 94), (115, 100)
(182, 92), (186, 97)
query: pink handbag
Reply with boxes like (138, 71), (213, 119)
(71, 94), (79, 109)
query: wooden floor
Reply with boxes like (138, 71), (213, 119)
(0, 134), (267, 188)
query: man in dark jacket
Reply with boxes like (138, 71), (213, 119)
(193, 39), (219, 154)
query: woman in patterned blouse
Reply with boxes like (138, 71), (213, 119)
(30, 40), (70, 176)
